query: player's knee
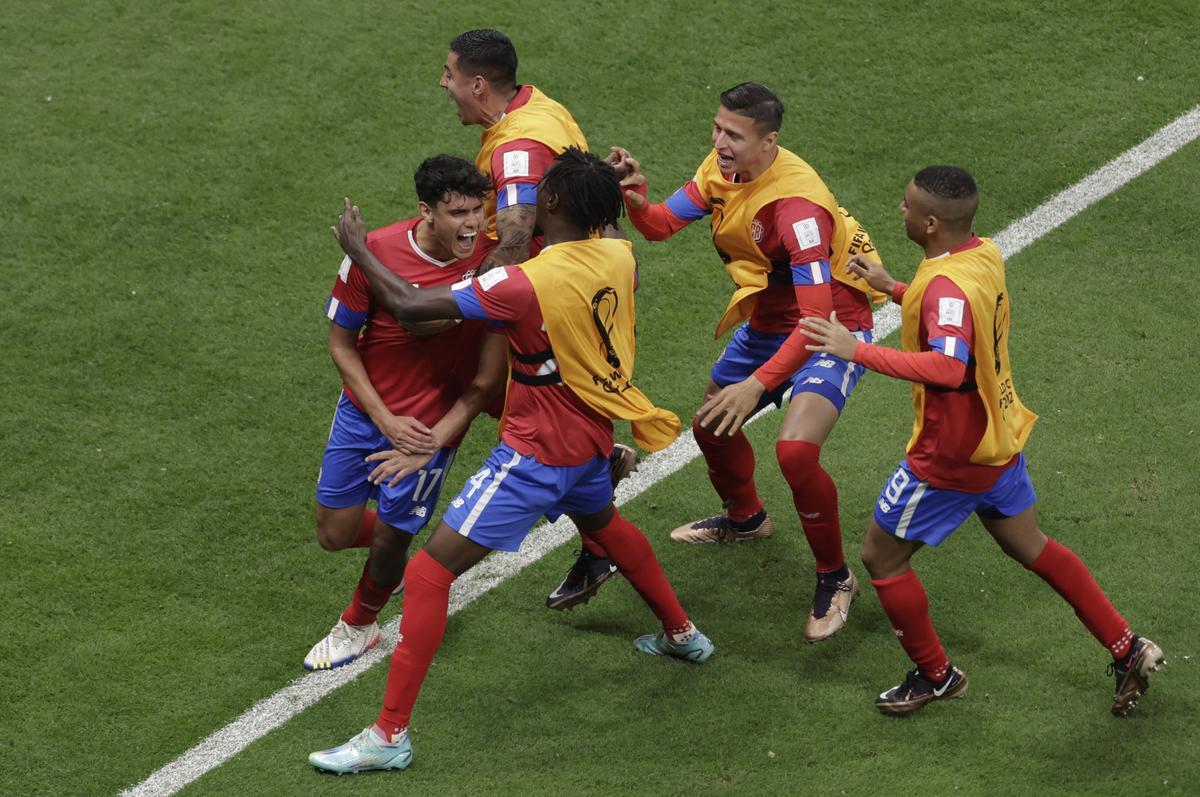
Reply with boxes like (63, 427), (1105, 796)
(860, 533), (901, 580)
(775, 439), (820, 488)
(314, 515), (355, 551)
(860, 544), (883, 578)
(691, 414), (718, 445)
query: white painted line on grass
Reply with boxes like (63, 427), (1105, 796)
(992, 105), (1200, 259)
(119, 102), (1200, 797)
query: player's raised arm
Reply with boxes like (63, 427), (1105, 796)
(608, 146), (706, 242)
(331, 197), (462, 322)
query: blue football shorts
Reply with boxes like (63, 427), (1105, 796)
(316, 392), (456, 534)
(710, 322), (872, 414)
(873, 453), (1038, 546)
(442, 443), (613, 552)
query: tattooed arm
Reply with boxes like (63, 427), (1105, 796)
(479, 204), (536, 273)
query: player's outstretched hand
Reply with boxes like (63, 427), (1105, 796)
(379, 414), (438, 455)
(366, 449), (435, 488)
(800, 311), (858, 360)
(331, 196), (369, 258)
(607, 147), (647, 210)
(697, 376), (767, 437)
(845, 253), (895, 296)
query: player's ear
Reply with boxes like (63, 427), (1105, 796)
(543, 190), (560, 212)
(762, 130), (779, 149)
(418, 200), (434, 224)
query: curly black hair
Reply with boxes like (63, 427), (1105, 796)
(539, 147), (624, 234)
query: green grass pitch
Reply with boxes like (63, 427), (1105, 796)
(2, 2), (1199, 795)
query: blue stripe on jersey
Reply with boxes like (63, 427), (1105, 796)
(930, 335), (971, 364)
(452, 281), (490, 320)
(496, 182), (538, 210)
(326, 296), (368, 330)
(791, 260), (832, 286)
(664, 186), (710, 222)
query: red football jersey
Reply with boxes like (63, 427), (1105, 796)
(453, 264), (614, 466)
(326, 217), (487, 446)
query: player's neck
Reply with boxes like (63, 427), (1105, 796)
(737, 145), (778, 183)
(923, 229), (973, 259)
(414, 219), (454, 262)
(541, 222), (588, 247)
(479, 87), (520, 128)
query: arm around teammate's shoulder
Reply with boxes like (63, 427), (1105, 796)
(331, 197), (463, 322)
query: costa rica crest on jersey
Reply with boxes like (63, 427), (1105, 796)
(751, 218), (764, 243)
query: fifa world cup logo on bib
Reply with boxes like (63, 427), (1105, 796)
(591, 287), (622, 369)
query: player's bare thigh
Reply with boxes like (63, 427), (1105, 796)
(568, 503), (616, 535)
(861, 519), (924, 579)
(977, 504), (1048, 567)
(423, 520), (493, 576)
(778, 390), (840, 444)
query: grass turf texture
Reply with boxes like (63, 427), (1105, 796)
(2, 1), (1198, 795)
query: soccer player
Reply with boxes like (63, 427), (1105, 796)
(439, 28), (634, 610)
(308, 149), (713, 773)
(800, 165), (1164, 717)
(608, 82), (886, 642)
(304, 155), (492, 671)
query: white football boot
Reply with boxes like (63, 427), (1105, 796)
(303, 619), (381, 671)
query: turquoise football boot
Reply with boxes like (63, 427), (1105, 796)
(634, 628), (715, 663)
(309, 726), (412, 774)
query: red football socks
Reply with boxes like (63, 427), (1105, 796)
(580, 532), (609, 558)
(341, 557), (402, 627)
(872, 568), (950, 682)
(1028, 537), (1132, 658)
(590, 509), (689, 631)
(776, 440), (845, 572)
(692, 416), (762, 521)
(376, 550), (456, 735)
(353, 508), (377, 549)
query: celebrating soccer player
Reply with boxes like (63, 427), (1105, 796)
(305, 155), (493, 671)
(440, 28), (636, 610)
(800, 165), (1164, 716)
(308, 149), (713, 774)
(608, 83), (886, 642)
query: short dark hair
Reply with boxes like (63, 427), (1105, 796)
(413, 154), (491, 206)
(540, 147), (624, 234)
(450, 29), (518, 89)
(913, 165), (978, 202)
(719, 82), (784, 133)
(913, 165), (980, 227)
